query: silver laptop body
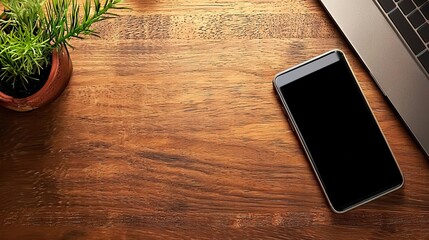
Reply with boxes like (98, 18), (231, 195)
(320, 0), (429, 158)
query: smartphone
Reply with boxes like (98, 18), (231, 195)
(273, 50), (404, 213)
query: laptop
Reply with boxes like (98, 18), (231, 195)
(319, 0), (429, 158)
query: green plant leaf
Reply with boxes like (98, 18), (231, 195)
(0, 0), (125, 90)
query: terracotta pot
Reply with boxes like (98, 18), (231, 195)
(0, 47), (73, 112)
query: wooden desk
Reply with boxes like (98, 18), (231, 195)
(1, 0), (429, 239)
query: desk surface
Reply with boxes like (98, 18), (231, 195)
(1, 0), (429, 239)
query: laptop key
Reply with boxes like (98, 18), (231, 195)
(417, 23), (429, 43)
(399, 0), (416, 15)
(422, 3), (429, 20)
(389, 9), (426, 54)
(412, 0), (427, 7)
(377, 0), (396, 13)
(417, 50), (429, 73)
(408, 10), (426, 28)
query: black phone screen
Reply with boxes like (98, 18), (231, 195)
(276, 51), (403, 212)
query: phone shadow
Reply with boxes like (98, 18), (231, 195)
(329, 187), (407, 225)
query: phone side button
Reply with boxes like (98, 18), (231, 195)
(281, 107), (295, 132)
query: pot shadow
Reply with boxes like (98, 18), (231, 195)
(0, 99), (66, 215)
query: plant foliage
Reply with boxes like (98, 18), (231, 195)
(0, 0), (124, 89)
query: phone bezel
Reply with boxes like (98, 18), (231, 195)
(273, 50), (404, 213)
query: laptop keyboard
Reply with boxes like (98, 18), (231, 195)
(376, 0), (429, 74)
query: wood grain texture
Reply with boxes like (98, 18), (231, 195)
(1, 0), (429, 239)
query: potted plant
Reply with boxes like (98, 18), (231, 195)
(0, 0), (124, 111)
